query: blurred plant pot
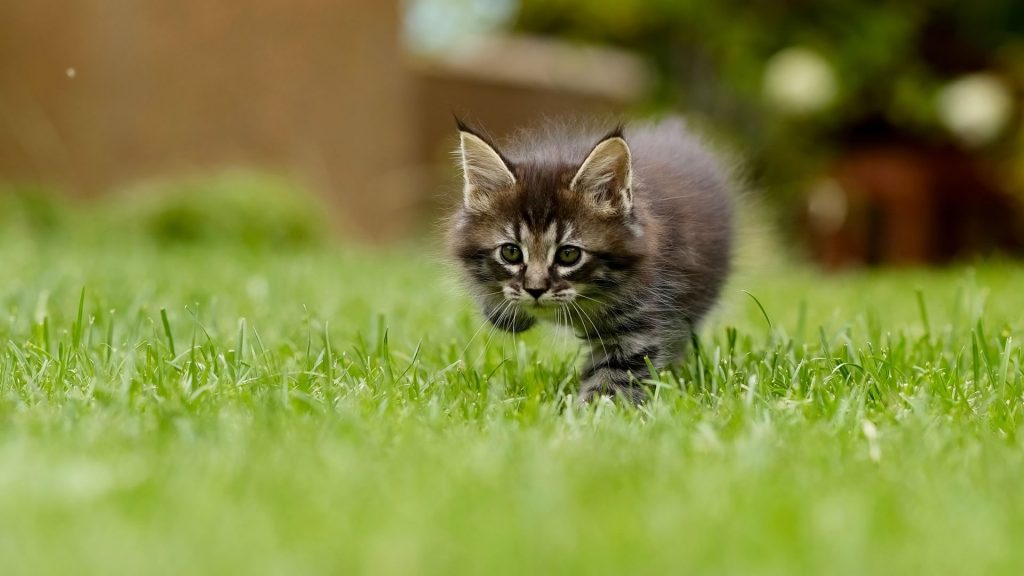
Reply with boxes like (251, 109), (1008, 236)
(804, 137), (1023, 268)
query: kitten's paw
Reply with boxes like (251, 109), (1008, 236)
(577, 382), (647, 406)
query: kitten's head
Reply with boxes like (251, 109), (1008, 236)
(448, 120), (649, 317)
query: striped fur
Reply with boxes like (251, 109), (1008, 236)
(447, 117), (734, 403)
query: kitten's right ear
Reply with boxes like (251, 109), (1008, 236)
(456, 121), (515, 211)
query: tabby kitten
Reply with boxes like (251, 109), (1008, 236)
(447, 117), (734, 403)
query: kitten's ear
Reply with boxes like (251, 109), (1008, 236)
(458, 126), (515, 211)
(571, 133), (632, 214)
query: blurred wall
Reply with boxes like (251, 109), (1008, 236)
(412, 34), (650, 222)
(0, 2), (650, 241)
(0, 0), (416, 240)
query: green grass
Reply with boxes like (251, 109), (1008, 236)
(2, 187), (1024, 575)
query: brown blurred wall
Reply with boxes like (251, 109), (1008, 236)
(411, 34), (651, 223)
(0, 0), (416, 240)
(1, 3), (649, 240)
(414, 73), (627, 221)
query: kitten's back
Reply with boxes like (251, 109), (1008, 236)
(629, 118), (735, 323)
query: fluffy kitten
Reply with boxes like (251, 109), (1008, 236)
(447, 117), (734, 403)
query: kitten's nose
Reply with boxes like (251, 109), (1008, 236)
(525, 288), (546, 300)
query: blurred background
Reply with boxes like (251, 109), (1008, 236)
(1, 0), (1022, 267)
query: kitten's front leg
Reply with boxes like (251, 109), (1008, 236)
(577, 331), (663, 404)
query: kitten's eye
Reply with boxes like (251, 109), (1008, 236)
(555, 246), (582, 266)
(499, 243), (523, 264)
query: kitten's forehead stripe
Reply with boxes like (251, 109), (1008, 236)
(543, 223), (558, 264)
(561, 223), (576, 244)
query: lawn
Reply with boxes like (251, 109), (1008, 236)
(2, 181), (1023, 575)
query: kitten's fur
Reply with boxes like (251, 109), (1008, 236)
(447, 117), (734, 403)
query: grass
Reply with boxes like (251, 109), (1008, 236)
(2, 184), (1024, 575)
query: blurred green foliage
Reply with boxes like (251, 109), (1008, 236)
(0, 183), (66, 235)
(516, 0), (1024, 206)
(1, 173), (331, 250)
(107, 172), (329, 249)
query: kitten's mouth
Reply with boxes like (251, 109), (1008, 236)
(527, 299), (569, 309)
(529, 297), (560, 305)
(522, 301), (561, 319)
(505, 298), (558, 309)
(504, 294), (573, 309)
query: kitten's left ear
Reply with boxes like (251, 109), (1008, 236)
(571, 131), (632, 214)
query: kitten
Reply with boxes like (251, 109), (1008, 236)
(447, 117), (734, 403)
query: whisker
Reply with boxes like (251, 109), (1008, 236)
(461, 295), (509, 357)
(462, 313), (497, 358)
(558, 305), (571, 352)
(573, 293), (605, 307)
(568, 301), (604, 368)
(484, 300), (520, 359)
(509, 305), (521, 370)
(572, 300), (609, 363)
(474, 300), (513, 366)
